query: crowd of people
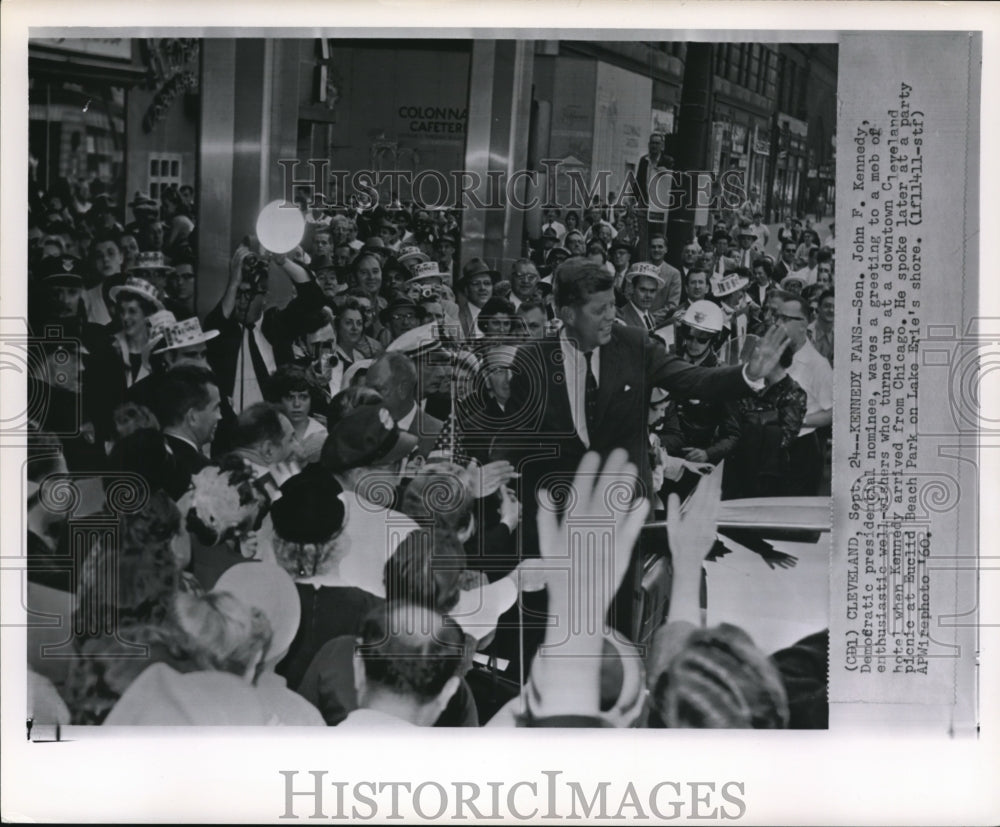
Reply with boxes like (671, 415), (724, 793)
(25, 172), (830, 729)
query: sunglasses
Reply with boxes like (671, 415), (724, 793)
(688, 333), (714, 343)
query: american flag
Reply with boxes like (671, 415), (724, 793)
(427, 411), (472, 467)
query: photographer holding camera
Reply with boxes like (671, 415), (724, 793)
(204, 239), (319, 415)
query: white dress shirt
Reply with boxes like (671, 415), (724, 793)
(787, 339), (833, 438)
(559, 329), (600, 448)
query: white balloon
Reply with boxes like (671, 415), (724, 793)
(255, 200), (305, 254)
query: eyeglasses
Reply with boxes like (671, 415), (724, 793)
(391, 313), (417, 323)
(776, 313), (807, 323)
(688, 333), (714, 343)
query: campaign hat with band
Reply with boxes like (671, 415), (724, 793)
(321, 405), (419, 472)
(407, 261), (445, 284)
(153, 316), (221, 354)
(37, 255), (85, 287)
(626, 262), (665, 287)
(146, 310), (178, 347)
(128, 251), (174, 273)
(711, 272), (750, 298)
(108, 276), (165, 310)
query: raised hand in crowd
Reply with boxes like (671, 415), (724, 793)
(645, 462), (724, 686)
(466, 458), (518, 499)
(526, 449), (649, 721)
(743, 324), (791, 383)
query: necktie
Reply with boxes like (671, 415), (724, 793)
(246, 324), (269, 382)
(583, 351), (598, 440)
(643, 312), (655, 332)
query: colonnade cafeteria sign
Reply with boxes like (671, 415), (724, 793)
(398, 106), (467, 135)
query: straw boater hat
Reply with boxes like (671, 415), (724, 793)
(397, 245), (430, 266)
(128, 251), (174, 273)
(626, 262), (665, 287)
(108, 275), (165, 310)
(710, 271), (750, 298)
(407, 260), (445, 284)
(153, 316), (221, 354)
(146, 310), (177, 347)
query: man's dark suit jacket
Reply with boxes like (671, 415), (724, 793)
(505, 324), (748, 505)
(163, 433), (210, 500)
(773, 260), (794, 284)
(617, 302), (654, 333)
(500, 324), (749, 661)
(636, 154), (671, 209)
(204, 280), (327, 400)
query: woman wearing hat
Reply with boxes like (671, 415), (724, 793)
(270, 465), (385, 692)
(107, 275), (165, 389)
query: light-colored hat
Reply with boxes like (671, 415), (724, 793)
(626, 262), (665, 286)
(128, 251), (174, 272)
(152, 316), (221, 353)
(341, 358), (374, 388)
(711, 272), (750, 297)
(213, 562), (300, 664)
(397, 245), (430, 266)
(682, 300), (725, 334)
(407, 260), (445, 283)
(780, 273), (807, 292)
(386, 321), (442, 358)
(108, 276), (165, 310)
(146, 310), (177, 345)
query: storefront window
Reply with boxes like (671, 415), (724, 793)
(29, 77), (127, 221)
